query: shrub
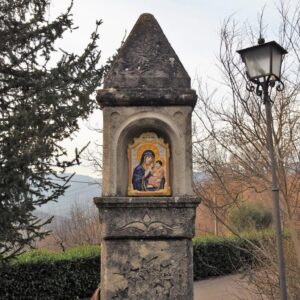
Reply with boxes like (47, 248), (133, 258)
(228, 202), (273, 232)
(0, 246), (100, 300)
(193, 235), (258, 279)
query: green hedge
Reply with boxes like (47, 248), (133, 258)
(0, 246), (100, 300)
(193, 235), (258, 279)
(0, 234), (267, 299)
(1, 257), (99, 300)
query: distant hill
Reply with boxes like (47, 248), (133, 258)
(34, 210), (69, 224)
(36, 174), (101, 218)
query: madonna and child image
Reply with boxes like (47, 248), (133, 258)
(128, 133), (171, 196)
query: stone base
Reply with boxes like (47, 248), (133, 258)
(101, 239), (192, 300)
(94, 197), (200, 300)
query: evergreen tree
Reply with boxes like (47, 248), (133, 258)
(0, 0), (105, 262)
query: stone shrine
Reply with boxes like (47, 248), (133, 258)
(94, 13), (200, 300)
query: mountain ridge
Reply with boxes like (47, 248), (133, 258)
(36, 174), (101, 218)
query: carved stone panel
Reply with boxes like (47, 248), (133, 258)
(95, 196), (200, 239)
(101, 239), (193, 300)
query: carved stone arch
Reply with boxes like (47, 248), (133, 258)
(114, 112), (185, 196)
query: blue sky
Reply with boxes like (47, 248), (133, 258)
(50, 0), (295, 176)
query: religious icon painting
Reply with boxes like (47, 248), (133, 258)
(128, 132), (171, 196)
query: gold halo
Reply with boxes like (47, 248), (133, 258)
(155, 157), (165, 167)
(137, 144), (160, 162)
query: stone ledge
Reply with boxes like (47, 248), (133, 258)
(94, 196), (200, 239)
(96, 88), (197, 108)
(94, 196), (200, 208)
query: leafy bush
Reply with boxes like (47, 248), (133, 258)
(228, 202), (273, 232)
(0, 234), (269, 299)
(0, 246), (100, 300)
(193, 235), (259, 279)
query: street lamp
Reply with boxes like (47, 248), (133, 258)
(237, 39), (288, 300)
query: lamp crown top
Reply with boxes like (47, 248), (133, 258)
(258, 37), (265, 45)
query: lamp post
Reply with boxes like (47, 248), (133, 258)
(237, 39), (288, 300)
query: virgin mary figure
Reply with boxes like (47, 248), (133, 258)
(132, 150), (155, 191)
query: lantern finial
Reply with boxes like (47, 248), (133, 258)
(258, 36), (265, 45)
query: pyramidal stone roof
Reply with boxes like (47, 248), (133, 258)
(97, 13), (197, 108)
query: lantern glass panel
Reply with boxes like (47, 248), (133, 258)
(272, 47), (283, 79)
(243, 45), (271, 79)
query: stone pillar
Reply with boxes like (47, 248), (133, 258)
(95, 13), (200, 300)
(94, 197), (198, 299)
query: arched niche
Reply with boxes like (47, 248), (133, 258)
(114, 115), (183, 196)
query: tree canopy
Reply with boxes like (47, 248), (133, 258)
(0, 0), (105, 262)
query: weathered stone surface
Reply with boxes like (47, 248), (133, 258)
(100, 239), (193, 300)
(97, 88), (197, 108)
(97, 13), (197, 108)
(94, 197), (200, 239)
(104, 13), (190, 89)
(96, 197), (199, 299)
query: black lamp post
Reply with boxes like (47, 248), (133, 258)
(237, 40), (288, 300)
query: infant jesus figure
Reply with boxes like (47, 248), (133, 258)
(147, 160), (165, 189)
